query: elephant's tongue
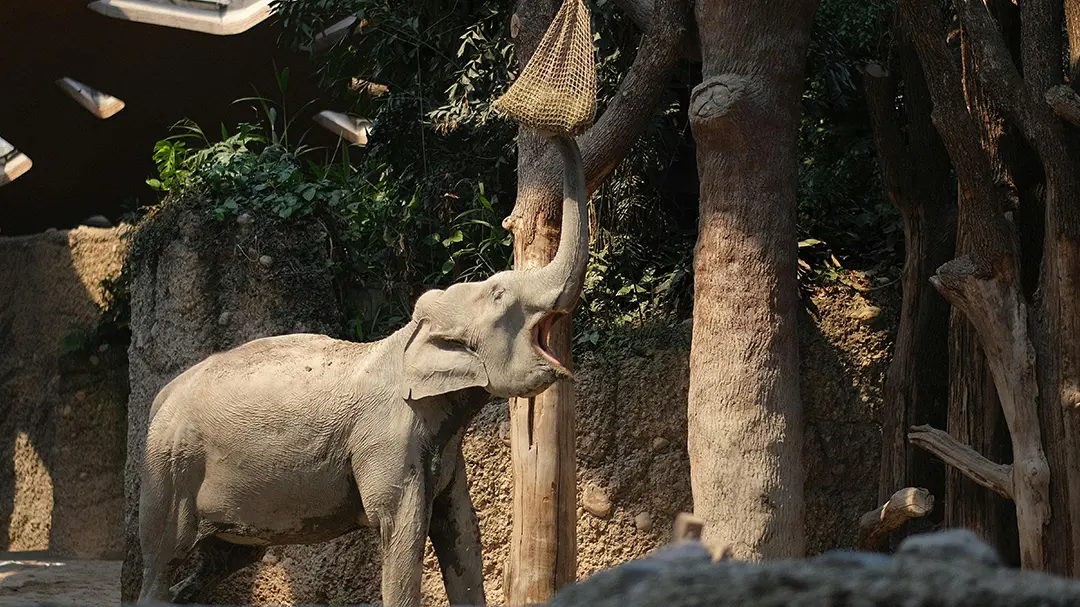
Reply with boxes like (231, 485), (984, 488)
(536, 313), (573, 379)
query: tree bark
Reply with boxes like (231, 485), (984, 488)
(503, 0), (688, 602)
(945, 8), (1022, 563)
(864, 16), (955, 542)
(686, 0), (817, 560)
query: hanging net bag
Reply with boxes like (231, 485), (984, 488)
(492, 0), (596, 136)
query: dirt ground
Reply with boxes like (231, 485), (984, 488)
(0, 553), (120, 607)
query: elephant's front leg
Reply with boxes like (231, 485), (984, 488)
(430, 452), (486, 606)
(379, 473), (431, 607)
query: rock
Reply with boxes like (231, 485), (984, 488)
(259, 255), (273, 267)
(547, 530), (1080, 607)
(582, 486), (612, 519)
(97, 343), (109, 352)
(651, 437), (669, 451)
(79, 471), (89, 481)
(217, 311), (232, 326)
(89, 355), (99, 366)
(74, 391), (86, 402)
(61, 405), (73, 417)
(262, 552), (280, 566)
(236, 213), (254, 227)
(848, 303), (882, 325)
(634, 512), (653, 532)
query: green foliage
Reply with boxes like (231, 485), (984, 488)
(145, 79), (512, 340)
(798, 0), (901, 273)
(270, 0), (695, 343)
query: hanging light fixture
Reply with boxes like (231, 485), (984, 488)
(86, 0), (273, 36)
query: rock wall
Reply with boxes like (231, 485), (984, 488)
(0, 226), (128, 558)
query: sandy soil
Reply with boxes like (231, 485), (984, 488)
(0, 553), (120, 607)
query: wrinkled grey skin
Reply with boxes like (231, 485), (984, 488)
(136, 135), (588, 607)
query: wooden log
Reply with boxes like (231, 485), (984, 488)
(857, 487), (935, 551)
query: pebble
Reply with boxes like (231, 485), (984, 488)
(652, 437), (669, 451)
(236, 213), (254, 227)
(97, 343), (109, 353)
(582, 486), (612, 518)
(89, 355), (99, 366)
(74, 391), (86, 402)
(61, 406), (73, 418)
(78, 472), (88, 481)
(259, 255), (273, 267)
(634, 512), (653, 532)
(262, 552), (280, 566)
(218, 311), (232, 326)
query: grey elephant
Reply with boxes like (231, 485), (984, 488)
(136, 134), (588, 607)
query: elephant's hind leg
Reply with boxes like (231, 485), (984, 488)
(137, 464), (199, 604)
(169, 536), (266, 603)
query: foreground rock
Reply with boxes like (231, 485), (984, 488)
(548, 530), (1080, 606)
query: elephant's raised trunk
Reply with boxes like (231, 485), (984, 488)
(534, 135), (589, 312)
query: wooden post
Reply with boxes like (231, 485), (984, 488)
(505, 213), (578, 604)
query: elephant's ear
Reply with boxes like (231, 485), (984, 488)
(400, 319), (489, 402)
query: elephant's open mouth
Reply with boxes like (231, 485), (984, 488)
(535, 313), (572, 377)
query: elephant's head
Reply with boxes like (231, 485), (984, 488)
(400, 136), (588, 401)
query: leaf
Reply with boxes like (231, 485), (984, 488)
(798, 238), (823, 248)
(442, 230), (464, 246)
(302, 185), (317, 201)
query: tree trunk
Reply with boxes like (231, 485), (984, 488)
(896, 0), (1080, 573)
(503, 0), (689, 601)
(864, 18), (955, 543)
(944, 8), (1022, 563)
(686, 0), (817, 560)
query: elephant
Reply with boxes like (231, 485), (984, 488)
(135, 133), (588, 607)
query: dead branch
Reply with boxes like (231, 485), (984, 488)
(1046, 85), (1080, 127)
(909, 425), (1013, 499)
(858, 487), (935, 551)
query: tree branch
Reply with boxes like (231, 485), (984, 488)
(1046, 85), (1080, 127)
(908, 425), (1013, 499)
(857, 487), (935, 551)
(611, 0), (699, 61)
(952, 0), (1058, 151)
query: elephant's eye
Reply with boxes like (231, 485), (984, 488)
(491, 287), (506, 302)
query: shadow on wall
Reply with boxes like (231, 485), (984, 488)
(0, 227), (129, 558)
(0, 1), (328, 236)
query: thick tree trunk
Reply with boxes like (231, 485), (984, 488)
(503, 0), (688, 601)
(944, 10), (1022, 563)
(864, 20), (955, 542)
(686, 0), (817, 560)
(895, 0), (1080, 573)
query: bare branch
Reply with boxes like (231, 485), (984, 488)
(908, 425), (1013, 499)
(857, 487), (935, 551)
(1046, 85), (1080, 127)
